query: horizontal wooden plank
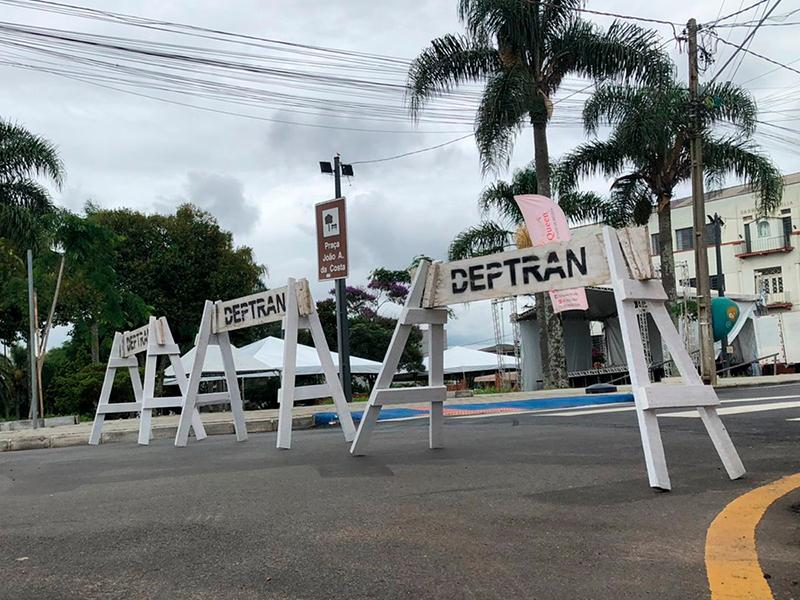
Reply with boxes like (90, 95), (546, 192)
(401, 308), (448, 325)
(121, 324), (149, 357)
(372, 385), (447, 406)
(617, 279), (668, 302)
(284, 384), (332, 402)
(142, 397), (183, 409)
(147, 343), (180, 356)
(427, 233), (609, 307)
(617, 226), (655, 280)
(108, 357), (139, 369)
(195, 392), (231, 407)
(640, 384), (720, 410)
(97, 402), (141, 414)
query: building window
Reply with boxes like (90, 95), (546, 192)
(757, 220), (771, 238)
(755, 267), (784, 302)
(651, 233), (660, 255)
(675, 227), (693, 251)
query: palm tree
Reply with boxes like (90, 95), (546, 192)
(558, 79), (783, 307)
(449, 163), (629, 260)
(407, 0), (671, 388)
(0, 119), (64, 249)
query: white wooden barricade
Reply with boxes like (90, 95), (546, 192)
(350, 261), (448, 455)
(89, 317), (205, 445)
(138, 316), (206, 445)
(174, 278), (356, 449)
(349, 227), (745, 490)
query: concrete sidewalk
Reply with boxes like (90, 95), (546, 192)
(0, 386), (632, 453)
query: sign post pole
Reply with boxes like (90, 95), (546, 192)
(316, 160), (352, 402)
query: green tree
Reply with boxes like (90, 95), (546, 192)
(407, 0), (670, 388)
(0, 119), (64, 250)
(558, 79), (783, 306)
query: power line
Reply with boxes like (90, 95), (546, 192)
(709, 0), (771, 25)
(715, 35), (800, 76)
(533, 0), (681, 28)
(709, 0), (782, 82)
(350, 134), (474, 165)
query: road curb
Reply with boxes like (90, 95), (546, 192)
(0, 415), (315, 452)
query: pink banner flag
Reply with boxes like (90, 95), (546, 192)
(514, 194), (589, 312)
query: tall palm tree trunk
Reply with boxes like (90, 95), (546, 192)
(656, 194), (677, 311)
(533, 119), (569, 389)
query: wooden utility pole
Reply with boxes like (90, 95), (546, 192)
(687, 18), (716, 385)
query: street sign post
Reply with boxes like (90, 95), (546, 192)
(315, 197), (349, 281)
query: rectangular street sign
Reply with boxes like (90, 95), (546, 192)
(315, 197), (349, 281)
(121, 324), (149, 357)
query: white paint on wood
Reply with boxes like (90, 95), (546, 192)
(617, 226), (654, 280)
(213, 287), (289, 333)
(372, 386), (448, 406)
(88, 332), (144, 445)
(427, 234), (608, 308)
(401, 307), (448, 325)
(639, 384), (719, 410)
(121, 324), (150, 358)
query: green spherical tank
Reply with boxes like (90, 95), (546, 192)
(711, 297), (740, 342)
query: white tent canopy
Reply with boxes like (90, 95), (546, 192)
(164, 344), (276, 381)
(240, 336), (382, 376)
(423, 346), (517, 375)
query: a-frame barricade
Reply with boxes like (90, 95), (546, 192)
(138, 316), (206, 445)
(277, 278), (357, 449)
(349, 227), (745, 490)
(601, 227), (744, 490)
(89, 330), (144, 445)
(174, 278), (356, 449)
(89, 317), (207, 446)
(350, 261), (448, 455)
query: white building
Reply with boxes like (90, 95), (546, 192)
(647, 172), (800, 312)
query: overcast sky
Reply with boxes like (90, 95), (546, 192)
(2, 0), (798, 351)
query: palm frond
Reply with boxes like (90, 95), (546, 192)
(703, 136), (783, 216)
(448, 220), (511, 260)
(0, 119), (64, 186)
(556, 139), (629, 193)
(407, 34), (501, 119)
(473, 65), (535, 173)
(698, 81), (757, 135)
(606, 175), (653, 226)
(0, 179), (54, 212)
(548, 19), (672, 93)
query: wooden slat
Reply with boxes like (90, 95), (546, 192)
(401, 307), (448, 325)
(617, 226), (655, 280)
(142, 396), (184, 409)
(289, 384), (331, 402)
(195, 392), (231, 407)
(617, 279), (668, 302)
(640, 384), (720, 410)
(107, 357), (139, 368)
(428, 234), (609, 307)
(147, 343), (180, 355)
(97, 402), (141, 414)
(213, 287), (289, 333)
(372, 386), (447, 406)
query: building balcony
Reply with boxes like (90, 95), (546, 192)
(764, 290), (792, 310)
(736, 234), (793, 258)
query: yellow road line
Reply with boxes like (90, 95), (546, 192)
(706, 473), (800, 599)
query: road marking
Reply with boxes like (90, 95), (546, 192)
(706, 473), (800, 600)
(663, 401), (800, 418)
(541, 395), (799, 418)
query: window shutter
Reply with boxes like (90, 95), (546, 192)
(744, 223), (751, 251)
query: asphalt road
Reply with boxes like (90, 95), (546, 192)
(1, 384), (798, 600)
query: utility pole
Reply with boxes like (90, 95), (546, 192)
(333, 155), (353, 402)
(27, 249), (39, 428)
(711, 213), (728, 374)
(688, 18), (716, 385)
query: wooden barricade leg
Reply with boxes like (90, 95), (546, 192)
(277, 278), (299, 449)
(306, 307), (357, 443)
(138, 317), (207, 446)
(647, 302), (745, 480)
(175, 302), (214, 447)
(604, 229), (672, 490)
(218, 330), (248, 442)
(89, 333), (143, 445)
(350, 261), (448, 455)
(603, 227), (745, 489)
(428, 322), (445, 449)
